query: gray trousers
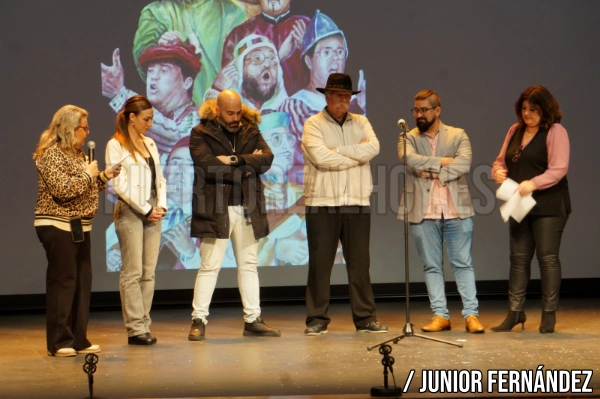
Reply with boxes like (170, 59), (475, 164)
(115, 196), (161, 337)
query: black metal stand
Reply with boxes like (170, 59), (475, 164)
(370, 344), (402, 397)
(81, 354), (105, 399)
(368, 123), (462, 397)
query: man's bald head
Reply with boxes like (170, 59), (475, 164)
(216, 90), (243, 132)
(217, 90), (242, 109)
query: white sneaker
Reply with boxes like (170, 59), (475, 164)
(48, 348), (76, 357)
(77, 344), (101, 354)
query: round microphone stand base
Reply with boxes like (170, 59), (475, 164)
(371, 386), (403, 397)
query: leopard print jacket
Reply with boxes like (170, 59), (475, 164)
(34, 143), (107, 232)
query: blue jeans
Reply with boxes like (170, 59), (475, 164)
(410, 217), (478, 319)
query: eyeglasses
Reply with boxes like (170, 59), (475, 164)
(266, 132), (295, 147)
(314, 47), (346, 60)
(512, 146), (523, 163)
(410, 107), (436, 116)
(78, 126), (89, 133)
(247, 53), (278, 66)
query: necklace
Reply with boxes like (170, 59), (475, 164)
(525, 127), (538, 136)
(219, 124), (236, 153)
(522, 129), (538, 146)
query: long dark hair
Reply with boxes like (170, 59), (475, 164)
(113, 95), (153, 161)
(514, 85), (562, 133)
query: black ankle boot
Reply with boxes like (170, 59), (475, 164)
(491, 310), (526, 332)
(539, 311), (556, 333)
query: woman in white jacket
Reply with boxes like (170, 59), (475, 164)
(106, 95), (167, 345)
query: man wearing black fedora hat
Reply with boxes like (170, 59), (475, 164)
(301, 73), (387, 336)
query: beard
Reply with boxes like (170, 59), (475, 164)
(416, 115), (436, 133)
(217, 117), (241, 133)
(242, 70), (277, 104)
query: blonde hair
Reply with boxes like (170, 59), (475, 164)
(33, 105), (88, 159)
(113, 95), (153, 162)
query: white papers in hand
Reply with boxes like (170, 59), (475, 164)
(496, 178), (536, 223)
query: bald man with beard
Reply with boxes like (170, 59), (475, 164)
(188, 90), (280, 340)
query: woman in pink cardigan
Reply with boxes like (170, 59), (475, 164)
(491, 85), (571, 334)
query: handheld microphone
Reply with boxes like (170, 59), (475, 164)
(87, 141), (96, 162)
(397, 119), (409, 132)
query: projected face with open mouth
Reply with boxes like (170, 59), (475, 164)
(306, 35), (347, 89)
(242, 47), (279, 103)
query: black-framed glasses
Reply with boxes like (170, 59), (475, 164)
(410, 107), (436, 116)
(78, 125), (89, 133)
(512, 146), (523, 163)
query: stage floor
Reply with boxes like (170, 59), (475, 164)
(0, 298), (598, 399)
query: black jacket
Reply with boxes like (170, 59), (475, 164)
(189, 100), (274, 239)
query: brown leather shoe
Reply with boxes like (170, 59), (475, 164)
(465, 315), (485, 333)
(421, 316), (451, 332)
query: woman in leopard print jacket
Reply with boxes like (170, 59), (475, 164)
(34, 105), (121, 357)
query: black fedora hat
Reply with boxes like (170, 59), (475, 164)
(316, 73), (360, 95)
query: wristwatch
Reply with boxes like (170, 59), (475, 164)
(230, 155), (238, 164)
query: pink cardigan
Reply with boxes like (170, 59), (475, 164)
(491, 123), (570, 190)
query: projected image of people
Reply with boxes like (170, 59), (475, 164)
(132, 0), (247, 105)
(257, 112), (307, 266)
(279, 10), (367, 145)
(101, 42), (200, 163)
(221, 0), (310, 95)
(101, 3), (366, 269)
(157, 136), (199, 270)
(208, 35), (288, 114)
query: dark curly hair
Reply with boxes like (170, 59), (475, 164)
(514, 85), (562, 132)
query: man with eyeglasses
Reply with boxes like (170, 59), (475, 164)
(259, 112), (300, 211)
(398, 89), (485, 334)
(256, 112), (307, 267)
(221, 0), (310, 96)
(208, 35), (288, 114)
(279, 9), (366, 146)
(301, 73), (387, 336)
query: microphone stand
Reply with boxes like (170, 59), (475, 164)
(368, 122), (461, 398)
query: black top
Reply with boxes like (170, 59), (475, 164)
(505, 127), (571, 216)
(145, 154), (157, 193)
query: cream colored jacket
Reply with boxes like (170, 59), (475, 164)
(105, 136), (167, 215)
(302, 109), (379, 206)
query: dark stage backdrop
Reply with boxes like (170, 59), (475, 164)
(1, 0), (599, 296)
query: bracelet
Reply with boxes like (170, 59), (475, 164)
(429, 171), (433, 180)
(83, 171), (93, 184)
